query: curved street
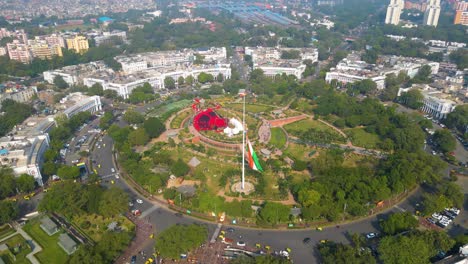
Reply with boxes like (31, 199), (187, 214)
(91, 133), (439, 264)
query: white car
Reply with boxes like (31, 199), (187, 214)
(115, 174), (120, 179)
(366, 232), (377, 239)
(129, 202), (134, 207)
(136, 199), (143, 204)
(236, 241), (246, 247)
(111, 168), (115, 173)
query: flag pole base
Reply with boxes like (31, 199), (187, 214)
(231, 181), (255, 195)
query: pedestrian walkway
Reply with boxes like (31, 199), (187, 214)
(2, 224), (43, 264)
(139, 205), (160, 219)
(210, 223), (222, 243)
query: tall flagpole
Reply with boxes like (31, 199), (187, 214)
(241, 92), (246, 190)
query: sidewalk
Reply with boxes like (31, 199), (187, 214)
(2, 224), (43, 264)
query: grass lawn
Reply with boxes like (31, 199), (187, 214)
(342, 153), (378, 168)
(0, 234), (32, 264)
(345, 127), (381, 149)
(0, 224), (15, 240)
(170, 110), (191, 129)
(72, 215), (134, 242)
(291, 98), (315, 114)
(284, 119), (346, 144)
(284, 143), (316, 161)
(23, 220), (70, 264)
(225, 103), (273, 113)
(270, 128), (287, 149)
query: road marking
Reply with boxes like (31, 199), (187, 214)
(394, 205), (406, 212)
(139, 205), (160, 219)
(210, 223), (222, 243)
(100, 173), (119, 179)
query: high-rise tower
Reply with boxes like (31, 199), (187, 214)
(385, 0), (404, 25)
(423, 0), (441, 26)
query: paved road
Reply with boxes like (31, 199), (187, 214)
(90, 138), (430, 264)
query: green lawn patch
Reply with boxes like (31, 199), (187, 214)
(0, 224), (15, 240)
(0, 234), (32, 264)
(72, 214), (134, 242)
(284, 119), (346, 143)
(345, 127), (381, 149)
(170, 110), (191, 129)
(270, 128), (287, 149)
(23, 220), (70, 264)
(225, 103), (273, 113)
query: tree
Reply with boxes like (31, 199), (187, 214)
(444, 105), (468, 136)
(57, 165), (81, 180)
(164, 76), (176, 89)
(400, 89), (423, 109)
(128, 128), (149, 146)
(99, 187), (128, 217)
(155, 224), (207, 259)
(432, 129), (456, 153)
(257, 202), (290, 225)
(88, 83), (104, 96)
(0, 167), (16, 199)
(100, 111), (113, 129)
(177, 76), (185, 86)
(197, 72), (214, 84)
(185, 75), (194, 86)
(318, 241), (376, 264)
(0, 201), (19, 225)
(123, 109), (145, 124)
(380, 212), (418, 235)
(16, 174), (36, 193)
(378, 235), (432, 264)
(449, 49), (468, 69)
(171, 158), (190, 177)
(411, 65), (432, 84)
(53, 75), (68, 89)
(143, 117), (165, 138)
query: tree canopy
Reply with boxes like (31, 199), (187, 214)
(380, 212), (418, 235)
(155, 224), (207, 259)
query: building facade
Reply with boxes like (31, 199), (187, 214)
(421, 90), (457, 119)
(385, 0), (404, 25)
(454, 1), (468, 25)
(60, 93), (102, 118)
(7, 40), (32, 63)
(423, 0), (441, 26)
(66, 36), (89, 54)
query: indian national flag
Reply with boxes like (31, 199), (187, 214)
(246, 139), (263, 172)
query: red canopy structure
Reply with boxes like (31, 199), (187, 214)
(192, 98), (228, 132)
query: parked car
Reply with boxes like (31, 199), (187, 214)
(237, 241), (246, 247)
(303, 237), (312, 244)
(366, 232), (377, 239)
(136, 199), (143, 204)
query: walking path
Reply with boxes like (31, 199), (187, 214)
(0, 224), (42, 264)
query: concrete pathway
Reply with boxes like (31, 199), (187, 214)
(7, 224), (43, 264)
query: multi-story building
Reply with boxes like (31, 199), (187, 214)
(66, 36), (89, 54)
(44, 34), (66, 48)
(0, 116), (55, 186)
(454, 1), (468, 25)
(43, 61), (108, 86)
(84, 63), (232, 99)
(244, 46), (318, 79)
(421, 90), (457, 119)
(94, 30), (127, 46)
(7, 40), (32, 63)
(423, 0), (441, 26)
(0, 87), (37, 104)
(325, 53), (439, 89)
(28, 39), (63, 59)
(385, 0), (404, 25)
(116, 56), (148, 74)
(59, 93), (102, 118)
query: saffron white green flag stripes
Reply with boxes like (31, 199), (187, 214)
(246, 139), (263, 172)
